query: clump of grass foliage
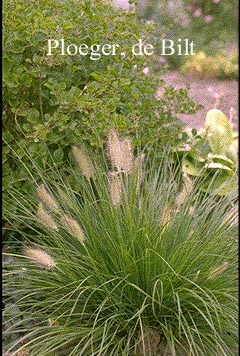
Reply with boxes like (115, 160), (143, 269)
(3, 131), (238, 356)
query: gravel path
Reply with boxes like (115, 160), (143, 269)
(160, 71), (238, 130)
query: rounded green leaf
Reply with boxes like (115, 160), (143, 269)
(53, 148), (64, 163)
(209, 154), (235, 168)
(27, 108), (40, 123)
(205, 109), (233, 155)
(201, 169), (237, 196)
(226, 140), (238, 164)
(182, 158), (203, 176)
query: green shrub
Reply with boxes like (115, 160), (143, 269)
(3, 0), (201, 222)
(3, 133), (238, 355)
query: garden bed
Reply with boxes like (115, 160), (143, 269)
(161, 70), (238, 130)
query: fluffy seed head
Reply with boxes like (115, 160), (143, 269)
(24, 247), (56, 269)
(62, 215), (85, 244)
(57, 187), (76, 211)
(189, 205), (195, 216)
(159, 205), (172, 232)
(107, 130), (134, 174)
(37, 203), (58, 231)
(207, 262), (229, 280)
(37, 184), (59, 212)
(107, 129), (123, 172)
(176, 173), (193, 208)
(121, 138), (133, 173)
(72, 145), (95, 180)
(109, 171), (122, 207)
(224, 203), (238, 227)
(133, 153), (145, 188)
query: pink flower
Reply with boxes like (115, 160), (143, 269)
(182, 144), (191, 151)
(193, 8), (202, 17)
(156, 87), (165, 99)
(212, 0), (220, 3)
(142, 67), (149, 75)
(204, 15), (213, 23)
(158, 56), (166, 64)
(187, 4), (196, 12)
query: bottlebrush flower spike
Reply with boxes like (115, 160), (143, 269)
(24, 247), (56, 269)
(176, 173), (193, 208)
(37, 203), (58, 231)
(107, 129), (123, 172)
(133, 153), (145, 187)
(224, 203), (238, 227)
(57, 186), (76, 211)
(72, 145), (95, 180)
(37, 184), (59, 212)
(159, 205), (172, 232)
(207, 262), (229, 280)
(107, 129), (134, 174)
(62, 215), (85, 244)
(109, 171), (122, 207)
(121, 138), (133, 173)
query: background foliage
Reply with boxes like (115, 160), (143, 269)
(3, 0), (201, 225)
(137, 0), (238, 69)
(180, 50), (238, 79)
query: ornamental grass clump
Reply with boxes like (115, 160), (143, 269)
(3, 133), (238, 356)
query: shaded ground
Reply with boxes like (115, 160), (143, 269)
(161, 71), (238, 130)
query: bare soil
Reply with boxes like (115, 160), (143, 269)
(160, 71), (238, 130)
